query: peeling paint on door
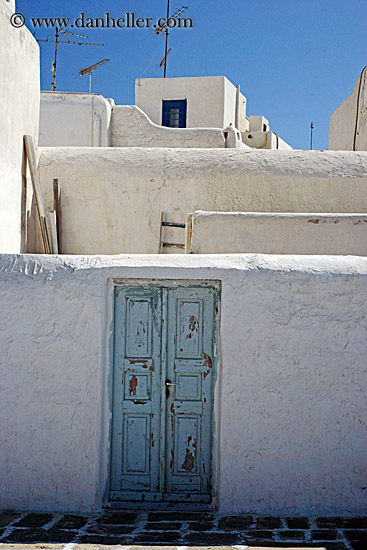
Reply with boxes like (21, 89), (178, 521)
(110, 282), (220, 505)
(129, 375), (138, 396)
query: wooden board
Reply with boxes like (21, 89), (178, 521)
(24, 135), (51, 254)
(53, 178), (62, 253)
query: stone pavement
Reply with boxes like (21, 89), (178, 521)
(0, 511), (366, 550)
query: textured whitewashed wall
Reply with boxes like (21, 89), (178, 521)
(39, 93), (113, 147)
(3, 0), (15, 13)
(0, 253), (366, 515)
(0, 0), (39, 252)
(329, 67), (367, 151)
(223, 77), (248, 132)
(135, 76), (248, 130)
(242, 131), (293, 150)
(111, 105), (225, 148)
(38, 148), (367, 254)
(187, 211), (367, 255)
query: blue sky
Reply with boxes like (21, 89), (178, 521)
(18, 0), (366, 149)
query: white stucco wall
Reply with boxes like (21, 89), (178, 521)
(249, 115), (270, 132)
(0, 0), (39, 252)
(3, 0), (15, 13)
(0, 253), (366, 515)
(329, 67), (367, 151)
(111, 105), (225, 148)
(223, 77), (247, 132)
(38, 92), (113, 147)
(135, 76), (247, 131)
(242, 130), (293, 150)
(38, 148), (367, 255)
(187, 211), (367, 255)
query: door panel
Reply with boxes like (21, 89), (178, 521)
(123, 414), (150, 472)
(125, 296), (153, 358)
(176, 298), (203, 358)
(110, 282), (219, 505)
(110, 286), (162, 499)
(165, 287), (215, 501)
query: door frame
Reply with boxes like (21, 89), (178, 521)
(104, 278), (222, 510)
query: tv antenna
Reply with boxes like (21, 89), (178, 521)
(37, 28), (104, 91)
(155, 3), (188, 78)
(80, 59), (110, 93)
(159, 48), (171, 68)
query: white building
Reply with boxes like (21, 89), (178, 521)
(38, 76), (292, 150)
(135, 75), (248, 130)
(39, 92), (113, 147)
(1, 0), (367, 517)
(329, 66), (367, 151)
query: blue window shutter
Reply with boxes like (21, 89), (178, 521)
(162, 99), (187, 128)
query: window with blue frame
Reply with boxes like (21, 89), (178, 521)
(162, 99), (187, 128)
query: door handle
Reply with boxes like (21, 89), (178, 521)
(165, 378), (177, 398)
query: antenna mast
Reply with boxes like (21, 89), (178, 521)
(310, 121), (314, 150)
(155, 4), (188, 78)
(37, 28), (104, 91)
(164, 0), (170, 78)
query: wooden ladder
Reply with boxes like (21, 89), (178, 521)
(158, 212), (186, 253)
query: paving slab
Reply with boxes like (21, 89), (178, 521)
(52, 515), (88, 530)
(187, 520), (215, 531)
(277, 530), (306, 540)
(96, 513), (139, 524)
(285, 518), (311, 530)
(13, 515), (53, 528)
(316, 517), (367, 529)
(0, 514), (22, 528)
(255, 517), (283, 529)
(144, 522), (182, 531)
(85, 525), (136, 535)
(2, 529), (76, 543)
(218, 515), (254, 529)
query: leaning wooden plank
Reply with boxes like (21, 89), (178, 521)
(48, 210), (58, 254)
(24, 135), (51, 254)
(53, 178), (62, 253)
(158, 211), (164, 254)
(42, 216), (52, 254)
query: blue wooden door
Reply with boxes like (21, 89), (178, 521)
(164, 286), (216, 502)
(110, 285), (162, 502)
(110, 282), (219, 505)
